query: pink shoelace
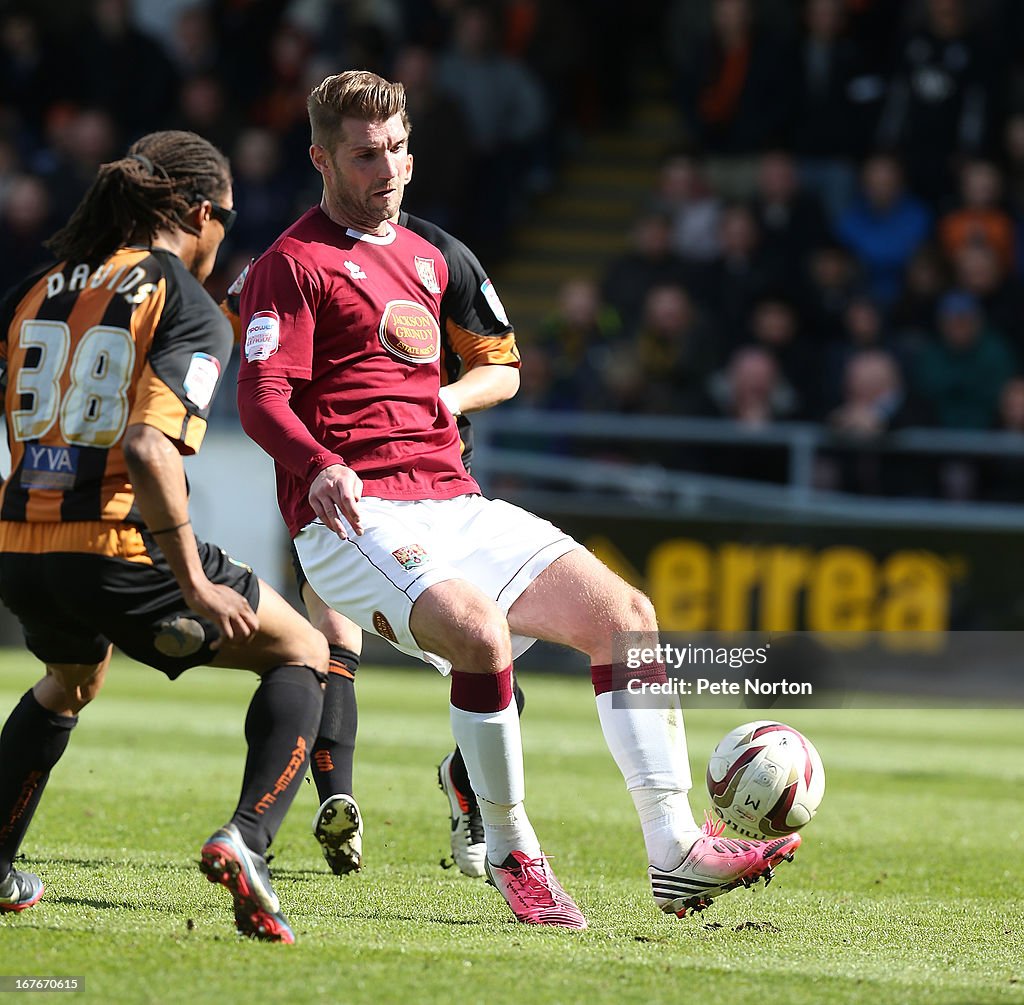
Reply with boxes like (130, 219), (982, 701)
(702, 811), (727, 838)
(510, 855), (559, 907)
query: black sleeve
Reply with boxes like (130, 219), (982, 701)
(401, 213), (514, 337)
(441, 232), (514, 339)
(127, 253), (233, 453)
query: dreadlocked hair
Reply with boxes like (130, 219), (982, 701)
(45, 130), (231, 265)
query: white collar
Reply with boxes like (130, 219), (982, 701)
(346, 223), (396, 245)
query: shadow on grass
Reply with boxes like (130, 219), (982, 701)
(29, 856), (197, 874)
(48, 895), (139, 911)
(335, 912), (484, 926)
(264, 867), (334, 879)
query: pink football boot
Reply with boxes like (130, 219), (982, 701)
(649, 814), (801, 917)
(485, 851), (588, 929)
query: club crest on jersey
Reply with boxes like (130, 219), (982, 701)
(392, 544), (429, 572)
(415, 256), (441, 294)
(245, 310), (280, 362)
(378, 300), (440, 365)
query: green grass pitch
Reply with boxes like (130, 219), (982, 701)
(0, 650), (1022, 1005)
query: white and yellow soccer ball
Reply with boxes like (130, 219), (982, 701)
(706, 720), (825, 839)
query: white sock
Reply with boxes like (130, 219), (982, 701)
(449, 699), (540, 863)
(477, 797), (540, 864)
(595, 690), (701, 868)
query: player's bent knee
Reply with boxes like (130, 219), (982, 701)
(44, 663), (107, 715)
(455, 618), (512, 672)
(411, 580), (511, 670)
(247, 578), (331, 674)
(625, 589), (658, 632)
(292, 621), (330, 675)
(311, 608), (362, 652)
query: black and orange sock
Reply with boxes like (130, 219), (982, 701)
(311, 646), (359, 805)
(231, 665), (323, 856)
(448, 675), (526, 801)
(0, 689), (77, 877)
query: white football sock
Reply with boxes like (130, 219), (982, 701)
(595, 690), (701, 868)
(449, 699), (540, 863)
(476, 797), (540, 864)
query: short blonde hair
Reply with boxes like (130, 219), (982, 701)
(307, 70), (410, 149)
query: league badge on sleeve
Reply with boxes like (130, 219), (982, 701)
(481, 279), (509, 325)
(226, 262), (250, 298)
(183, 352), (222, 410)
(245, 310), (280, 362)
(415, 256), (441, 294)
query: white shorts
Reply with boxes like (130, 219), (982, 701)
(294, 494), (582, 673)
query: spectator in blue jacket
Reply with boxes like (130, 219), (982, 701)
(837, 153), (932, 306)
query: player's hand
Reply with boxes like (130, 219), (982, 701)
(309, 463), (364, 539)
(185, 580), (259, 645)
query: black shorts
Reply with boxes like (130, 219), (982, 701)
(0, 533), (260, 679)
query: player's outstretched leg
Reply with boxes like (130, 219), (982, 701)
(508, 549), (800, 918)
(648, 813), (801, 916)
(412, 580), (586, 929)
(0, 656), (109, 914)
(199, 585), (327, 942)
(438, 681), (523, 878)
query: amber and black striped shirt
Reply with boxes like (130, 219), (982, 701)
(0, 247), (231, 555)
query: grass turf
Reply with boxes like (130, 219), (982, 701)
(0, 652), (1021, 1005)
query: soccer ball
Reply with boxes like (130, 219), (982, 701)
(706, 720), (825, 840)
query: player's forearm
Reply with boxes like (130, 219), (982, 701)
(237, 375), (346, 481)
(441, 364), (520, 415)
(122, 423), (209, 599)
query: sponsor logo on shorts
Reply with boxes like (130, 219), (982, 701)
(245, 310), (280, 362)
(392, 544), (429, 571)
(153, 616), (206, 658)
(415, 256), (441, 294)
(378, 300), (440, 365)
(373, 610), (398, 642)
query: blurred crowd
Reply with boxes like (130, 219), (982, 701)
(0, 0), (641, 289)
(4, 0), (1024, 500)
(521, 0), (1024, 500)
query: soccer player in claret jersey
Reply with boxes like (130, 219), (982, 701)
(224, 210), (524, 880)
(236, 70), (801, 929)
(0, 131), (327, 942)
